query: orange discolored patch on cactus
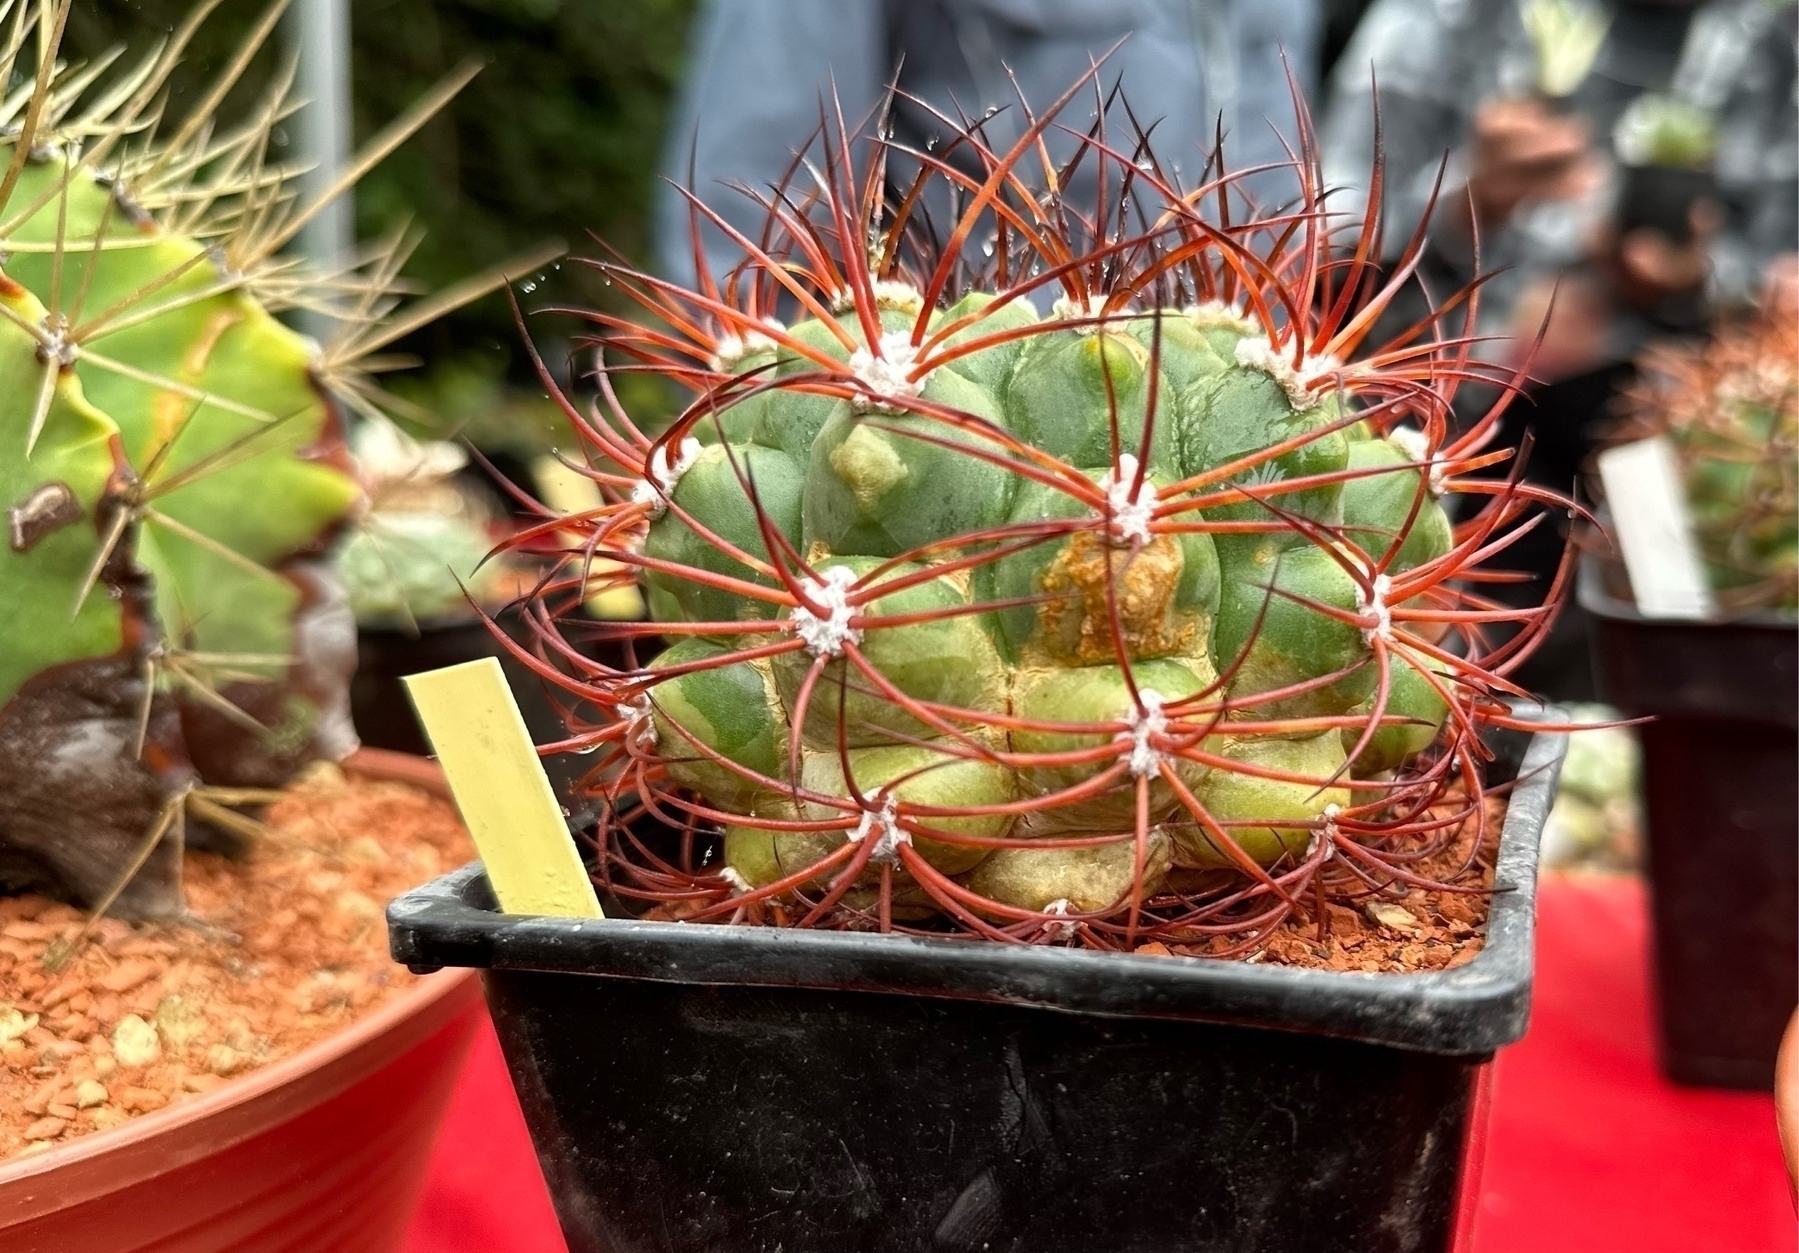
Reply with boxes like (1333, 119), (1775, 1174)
(1034, 532), (1198, 665)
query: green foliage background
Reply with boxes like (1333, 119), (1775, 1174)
(67, 0), (698, 448)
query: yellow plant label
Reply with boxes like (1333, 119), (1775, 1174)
(404, 657), (602, 918)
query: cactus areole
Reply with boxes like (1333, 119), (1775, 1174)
(515, 78), (1569, 950)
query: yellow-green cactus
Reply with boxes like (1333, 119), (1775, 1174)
(0, 269), (190, 914)
(3, 145), (363, 777)
(0, 2), (493, 913)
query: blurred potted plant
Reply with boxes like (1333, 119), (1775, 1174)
(1539, 705), (1642, 871)
(391, 82), (1571, 1252)
(335, 416), (517, 756)
(0, 4), (527, 1245)
(1613, 92), (1720, 243)
(333, 414), (627, 798)
(1582, 310), (1798, 1089)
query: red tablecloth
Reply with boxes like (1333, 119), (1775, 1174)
(401, 874), (1793, 1253)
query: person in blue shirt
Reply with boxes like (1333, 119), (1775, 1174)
(655, 0), (1323, 290)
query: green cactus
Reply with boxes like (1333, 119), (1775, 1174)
(332, 414), (511, 628)
(521, 79), (1561, 947)
(0, 268), (194, 915)
(0, 277), (126, 708)
(0, 1), (510, 914)
(634, 305), (1449, 915)
(2, 141), (364, 771)
(1611, 312), (1799, 611)
(336, 511), (504, 627)
(1614, 93), (1719, 171)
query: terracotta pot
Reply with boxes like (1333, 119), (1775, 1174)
(0, 749), (483, 1253)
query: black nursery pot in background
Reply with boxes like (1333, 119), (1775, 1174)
(388, 731), (1565, 1253)
(352, 617), (509, 759)
(352, 610), (636, 804)
(1581, 560), (1799, 1090)
(1616, 163), (1714, 242)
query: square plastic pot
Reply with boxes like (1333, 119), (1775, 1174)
(1581, 558), (1799, 1089)
(1616, 163), (1715, 242)
(387, 730), (1565, 1253)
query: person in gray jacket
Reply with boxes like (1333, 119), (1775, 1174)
(1320, 0), (1797, 697)
(1321, 0), (1796, 369)
(655, 0), (1322, 290)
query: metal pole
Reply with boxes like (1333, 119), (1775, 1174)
(284, 0), (354, 342)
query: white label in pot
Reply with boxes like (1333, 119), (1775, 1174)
(1595, 436), (1715, 620)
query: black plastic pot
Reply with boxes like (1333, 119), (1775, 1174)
(352, 610), (635, 803)
(389, 730), (1563, 1253)
(352, 617), (505, 759)
(1616, 163), (1714, 242)
(1581, 559), (1799, 1090)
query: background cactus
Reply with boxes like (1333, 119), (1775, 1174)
(508, 80), (1566, 948)
(0, 1), (517, 914)
(1613, 93), (1719, 172)
(1607, 312), (1799, 612)
(333, 417), (508, 628)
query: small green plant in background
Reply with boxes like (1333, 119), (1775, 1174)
(335, 417), (508, 628)
(1614, 93), (1720, 171)
(337, 514), (501, 627)
(1540, 704), (1641, 870)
